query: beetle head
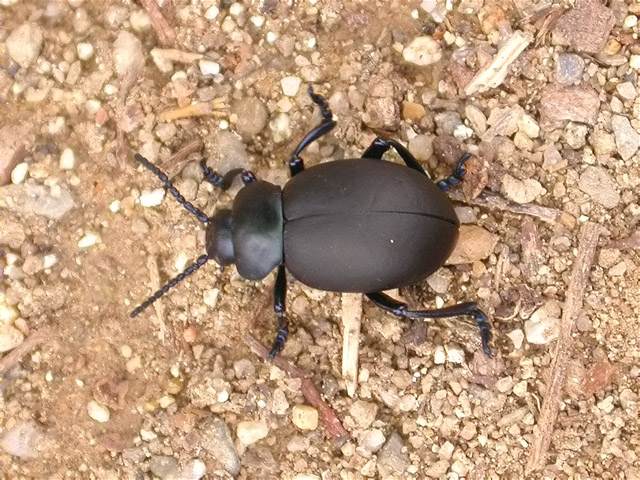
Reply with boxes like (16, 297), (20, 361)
(205, 209), (235, 266)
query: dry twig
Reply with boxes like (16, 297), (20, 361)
(341, 293), (362, 398)
(159, 138), (204, 179)
(525, 222), (602, 474)
(158, 99), (228, 122)
(0, 328), (51, 375)
(139, 0), (176, 47)
(244, 334), (349, 443)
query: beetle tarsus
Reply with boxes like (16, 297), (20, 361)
(362, 137), (428, 177)
(200, 160), (256, 189)
(268, 265), (289, 359)
(436, 152), (471, 192)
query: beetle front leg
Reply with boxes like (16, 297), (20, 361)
(366, 291), (493, 357)
(268, 265), (289, 359)
(436, 153), (471, 192)
(287, 85), (336, 177)
(200, 160), (257, 190)
(361, 137), (428, 177)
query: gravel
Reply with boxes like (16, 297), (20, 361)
(610, 115), (640, 161)
(6, 23), (44, 68)
(578, 166), (621, 209)
(402, 36), (442, 66)
(236, 420), (269, 446)
(446, 226), (498, 264)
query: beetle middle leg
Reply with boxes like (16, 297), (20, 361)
(436, 152), (471, 192)
(365, 291), (493, 356)
(361, 137), (427, 177)
(268, 264), (289, 359)
(200, 160), (257, 190)
(287, 85), (336, 177)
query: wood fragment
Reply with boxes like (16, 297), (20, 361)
(0, 328), (50, 375)
(244, 334), (349, 443)
(147, 255), (166, 343)
(139, 0), (176, 47)
(158, 99), (228, 122)
(341, 293), (362, 398)
(521, 217), (543, 279)
(525, 222), (602, 474)
(449, 190), (562, 224)
(464, 30), (533, 95)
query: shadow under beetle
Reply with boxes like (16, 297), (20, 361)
(130, 86), (493, 359)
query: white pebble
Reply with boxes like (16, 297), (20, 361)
(229, 2), (245, 16)
(266, 31), (278, 43)
(139, 188), (166, 207)
(0, 324), (24, 353)
(78, 232), (100, 249)
(130, 10), (151, 31)
(76, 42), (94, 61)
(184, 459), (207, 480)
(281, 75), (302, 97)
(446, 345), (465, 364)
(199, 59), (220, 76)
(433, 345), (446, 364)
(43, 254), (58, 269)
(174, 252), (190, 272)
(11, 162), (29, 184)
(60, 148), (76, 170)
(453, 124), (474, 140)
(402, 36), (442, 66)
(203, 288), (220, 308)
(0, 303), (18, 324)
(204, 5), (219, 20)
(623, 15), (638, 30)
(250, 15), (265, 28)
(109, 200), (121, 213)
(236, 421), (269, 445)
(87, 400), (110, 423)
(630, 55), (640, 70)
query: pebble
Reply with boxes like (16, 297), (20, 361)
(0, 301), (19, 324)
(507, 329), (524, 349)
(0, 324), (24, 352)
(426, 269), (453, 294)
(408, 134), (433, 162)
(446, 225), (498, 264)
(501, 175), (546, 204)
(525, 306), (560, 345)
(60, 148), (76, 170)
(11, 162), (28, 184)
(446, 345), (465, 364)
(87, 400), (110, 422)
(554, 53), (584, 85)
(349, 400), (378, 429)
(610, 115), (640, 161)
(359, 429), (386, 453)
(518, 113), (540, 139)
(616, 82), (637, 101)
(578, 166), (620, 209)
(199, 418), (240, 476)
(434, 345), (446, 364)
(199, 59), (220, 76)
(402, 101), (426, 122)
(130, 9), (151, 31)
(6, 23), (44, 68)
(0, 182), (75, 220)
(76, 42), (94, 61)
(465, 105), (487, 134)
(270, 113), (292, 143)
(113, 30), (144, 78)
(552, 0), (615, 54)
(425, 459), (450, 478)
(231, 97), (269, 138)
(281, 75), (302, 97)
(236, 420), (269, 445)
(205, 5), (219, 20)
(139, 188), (166, 207)
(402, 36), (442, 66)
(78, 232), (100, 249)
(182, 459), (207, 480)
(291, 405), (319, 430)
(149, 456), (180, 479)
(0, 421), (44, 459)
(539, 85), (600, 129)
(377, 432), (410, 478)
(630, 54), (640, 70)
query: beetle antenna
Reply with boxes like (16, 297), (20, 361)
(134, 153), (209, 224)
(130, 254), (210, 317)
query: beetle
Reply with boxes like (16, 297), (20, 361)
(130, 86), (492, 359)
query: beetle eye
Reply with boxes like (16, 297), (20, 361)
(206, 210), (235, 266)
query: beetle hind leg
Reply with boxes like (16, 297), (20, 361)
(287, 85), (337, 177)
(362, 137), (427, 177)
(366, 291), (493, 356)
(436, 152), (471, 191)
(268, 265), (290, 359)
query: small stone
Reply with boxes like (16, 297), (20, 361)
(597, 395), (614, 414)
(563, 122), (589, 149)
(270, 113), (292, 143)
(578, 166), (620, 209)
(205, 5), (220, 19)
(0, 303), (19, 324)
(0, 324), (24, 352)
(446, 226), (498, 264)
(364, 97), (399, 130)
(608, 261), (627, 277)
(139, 188), (166, 207)
(542, 145), (567, 172)
(199, 418), (240, 476)
(149, 456), (180, 479)
(130, 10), (151, 31)
(186, 373), (231, 407)
(623, 15), (638, 30)
(349, 400), (378, 429)
(291, 405), (319, 430)
(182, 459), (207, 480)
(525, 302), (561, 345)
(87, 400), (110, 423)
(377, 432), (410, 478)
(281, 76), (302, 97)
(446, 345), (465, 364)
(434, 345), (446, 364)
(232, 97), (269, 139)
(199, 59), (220, 76)
(616, 82), (637, 101)
(0, 421), (45, 459)
(427, 269), (453, 294)
(425, 459), (450, 478)
(236, 421), (269, 445)
(552, 0), (615, 54)
(611, 115), (640, 161)
(495, 376), (514, 393)
(501, 175), (546, 204)
(507, 329), (524, 349)
(539, 85), (600, 129)
(486, 106), (521, 137)
(402, 36), (442, 66)
(113, 30), (144, 78)
(554, 53), (584, 85)
(465, 105), (487, 134)
(6, 23), (44, 68)
(78, 232), (100, 249)
(408, 134), (433, 162)
(76, 42), (94, 61)
(402, 101), (426, 122)
(60, 148), (76, 170)
(359, 429), (386, 453)
(630, 55), (640, 70)
(11, 162), (28, 184)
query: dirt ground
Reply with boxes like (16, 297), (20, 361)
(1, 0), (639, 479)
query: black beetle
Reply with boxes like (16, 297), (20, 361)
(130, 86), (492, 358)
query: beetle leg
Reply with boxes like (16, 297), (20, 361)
(200, 160), (257, 190)
(365, 291), (493, 357)
(361, 137), (427, 177)
(135, 153), (209, 223)
(436, 152), (471, 191)
(288, 85), (337, 177)
(268, 265), (289, 359)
